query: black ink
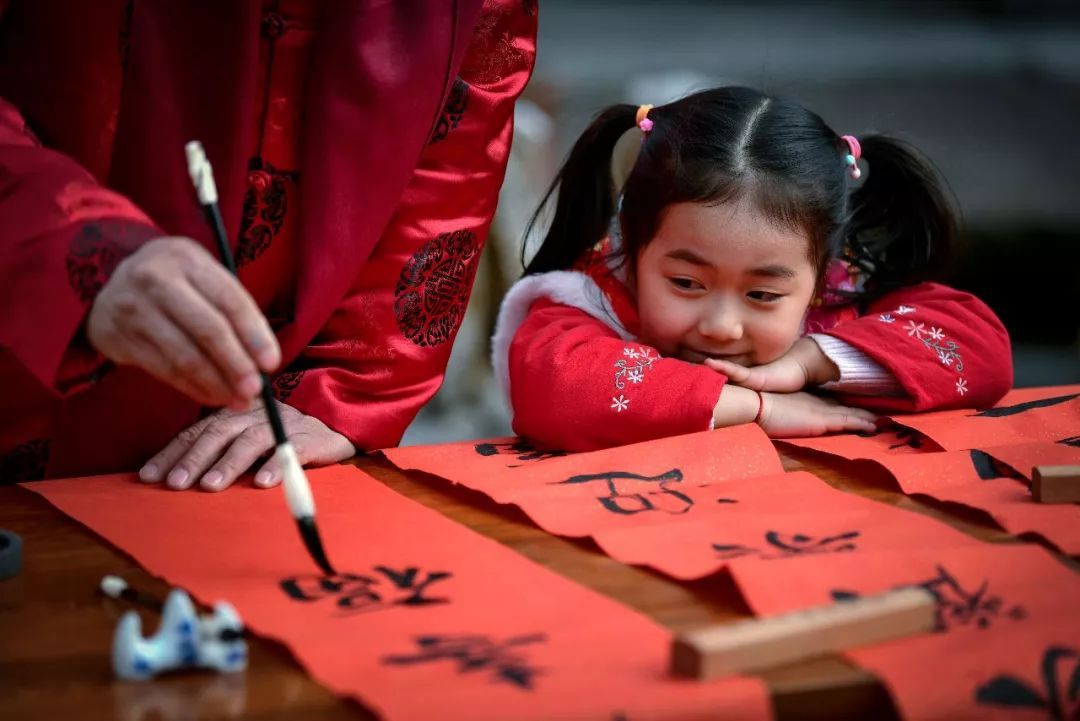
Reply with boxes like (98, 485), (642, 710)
(1058, 435), (1080, 449)
(383, 634), (545, 690)
(855, 424), (925, 450)
(714, 530), (860, 560)
(970, 449), (1008, 480)
(975, 645), (1079, 720)
(280, 567), (451, 614)
(830, 565), (1026, 631)
(972, 393), (1080, 418)
(554, 469), (703, 515)
(474, 439), (567, 462)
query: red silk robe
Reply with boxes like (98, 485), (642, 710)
(0, 0), (538, 479)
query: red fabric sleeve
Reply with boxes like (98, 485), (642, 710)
(282, 0), (537, 452)
(822, 282), (1012, 412)
(0, 97), (161, 395)
(508, 300), (727, 452)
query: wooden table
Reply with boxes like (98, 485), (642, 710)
(0, 447), (1029, 721)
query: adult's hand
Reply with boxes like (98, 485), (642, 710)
(87, 237), (280, 408)
(138, 401), (355, 492)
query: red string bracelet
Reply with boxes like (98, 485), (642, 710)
(753, 391), (765, 424)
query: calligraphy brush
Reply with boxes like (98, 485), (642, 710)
(100, 575), (247, 641)
(184, 141), (335, 576)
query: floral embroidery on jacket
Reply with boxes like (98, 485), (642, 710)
(608, 346), (659, 413)
(890, 305), (968, 395)
(614, 347), (657, 390)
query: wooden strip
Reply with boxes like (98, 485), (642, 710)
(1032, 465), (1080, 503)
(671, 587), (936, 680)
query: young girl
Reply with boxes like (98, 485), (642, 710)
(492, 86), (1011, 452)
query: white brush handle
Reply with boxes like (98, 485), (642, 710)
(276, 443), (315, 518)
(184, 140), (218, 205)
(100, 574), (128, 599)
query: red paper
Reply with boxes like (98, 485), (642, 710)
(892, 385), (1080, 451)
(25, 467), (770, 721)
(731, 545), (1080, 721)
(870, 450), (1080, 554)
(387, 430), (985, 581)
(588, 471), (982, 580)
(782, 423), (943, 461)
(852, 620), (1080, 721)
(985, 440), (1080, 481)
(384, 425), (784, 537)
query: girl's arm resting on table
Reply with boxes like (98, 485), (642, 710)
(508, 300), (725, 451)
(820, 282), (1012, 412)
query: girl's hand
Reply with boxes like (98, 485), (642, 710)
(705, 337), (840, 392)
(757, 391), (878, 438)
(137, 401), (355, 492)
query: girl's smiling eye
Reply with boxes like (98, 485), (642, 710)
(668, 276), (703, 291)
(747, 290), (784, 303)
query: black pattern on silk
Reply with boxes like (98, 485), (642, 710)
(0, 439), (51, 483)
(394, 229), (480, 347)
(429, 78), (470, 144)
(66, 220), (159, 305)
(237, 158), (298, 267)
(271, 369), (305, 402)
(118, 0), (135, 68)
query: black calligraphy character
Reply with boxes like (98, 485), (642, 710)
(280, 567), (451, 613)
(711, 542), (758, 560)
(382, 634), (546, 690)
(1058, 435), (1080, 449)
(372, 566), (452, 607)
(969, 449), (1011, 480)
(975, 645), (1080, 720)
(854, 423), (925, 450)
(972, 393), (1080, 418)
(831, 565), (1026, 631)
(554, 469), (700, 515)
(763, 530), (860, 555)
(714, 530), (859, 560)
(922, 566), (1027, 630)
(474, 439), (567, 463)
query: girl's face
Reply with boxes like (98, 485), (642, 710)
(634, 200), (817, 366)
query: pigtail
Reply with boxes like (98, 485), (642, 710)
(523, 104), (638, 275)
(845, 135), (960, 300)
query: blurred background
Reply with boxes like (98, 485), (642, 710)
(403, 0), (1080, 445)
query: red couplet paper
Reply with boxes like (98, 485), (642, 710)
(588, 471), (982, 580)
(782, 423), (943, 462)
(383, 425), (784, 538)
(386, 429), (987, 581)
(891, 385), (1080, 452)
(852, 619), (1080, 721)
(730, 545), (1080, 721)
(25, 467), (770, 721)
(985, 440), (1080, 481)
(871, 451), (1080, 554)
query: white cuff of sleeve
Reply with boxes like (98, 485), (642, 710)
(809, 334), (904, 396)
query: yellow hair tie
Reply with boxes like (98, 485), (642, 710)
(635, 104), (654, 133)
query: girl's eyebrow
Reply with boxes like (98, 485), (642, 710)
(664, 248), (714, 267)
(665, 249), (797, 280)
(747, 264), (797, 279)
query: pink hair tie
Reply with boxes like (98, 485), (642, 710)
(636, 104), (654, 134)
(841, 135), (862, 179)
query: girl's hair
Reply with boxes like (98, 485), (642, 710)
(524, 86), (958, 302)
